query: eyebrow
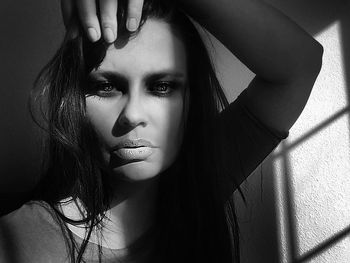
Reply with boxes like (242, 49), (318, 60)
(88, 70), (187, 83)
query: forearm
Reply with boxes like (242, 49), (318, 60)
(179, 0), (323, 83)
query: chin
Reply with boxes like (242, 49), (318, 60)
(110, 160), (165, 182)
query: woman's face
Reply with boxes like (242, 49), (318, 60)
(86, 18), (188, 182)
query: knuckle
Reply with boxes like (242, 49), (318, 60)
(84, 18), (97, 27)
(101, 19), (117, 29)
(128, 5), (142, 17)
(100, 13), (117, 26)
(78, 10), (97, 27)
(101, 15), (117, 24)
(84, 22), (95, 29)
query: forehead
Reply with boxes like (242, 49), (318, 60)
(96, 18), (187, 77)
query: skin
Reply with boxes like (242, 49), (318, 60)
(61, 0), (145, 42)
(86, 18), (188, 182)
(62, 0), (322, 137)
(61, 0), (323, 249)
(64, 18), (189, 249)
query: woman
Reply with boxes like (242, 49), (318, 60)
(0, 0), (323, 262)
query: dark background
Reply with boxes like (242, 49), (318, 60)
(0, 1), (64, 193)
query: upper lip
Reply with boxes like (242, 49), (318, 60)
(112, 139), (155, 151)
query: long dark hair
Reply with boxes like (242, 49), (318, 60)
(30, 0), (241, 262)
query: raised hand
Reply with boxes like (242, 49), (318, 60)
(61, 0), (144, 43)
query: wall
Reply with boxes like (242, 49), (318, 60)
(210, 0), (350, 262)
(1, 0), (349, 262)
(0, 0), (64, 193)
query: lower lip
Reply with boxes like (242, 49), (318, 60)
(113, 147), (154, 160)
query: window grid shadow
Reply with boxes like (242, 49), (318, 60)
(276, 6), (350, 262)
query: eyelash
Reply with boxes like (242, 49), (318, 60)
(94, 82), (121, 97)
(149, 81), (177, 97)
(89, 81), (178, 98)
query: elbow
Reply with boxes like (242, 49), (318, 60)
(280, 40), (323, 93)
(275, 40), (323, 85)
(310, 41), (324, 76)
(300, 40), (324, 80)
(294, 40), (323, 96)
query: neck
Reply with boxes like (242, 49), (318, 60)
(60, 179), (159, 249)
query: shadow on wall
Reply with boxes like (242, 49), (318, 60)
(268, 0), (346, 35)
(235, 156), (280, 263)
(238, 0), (350, 262)
(283, 1), (350, 262)
(238, 0), (350, 263)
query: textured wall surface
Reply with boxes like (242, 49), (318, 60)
(1, 0), (349, 262)
(212, 1), (350, 262)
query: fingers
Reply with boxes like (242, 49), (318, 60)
(127, 0), (144, 32)
(99, 0), (118, 43)
(76, 0), (101, 42)
(63, 0), (144, 43)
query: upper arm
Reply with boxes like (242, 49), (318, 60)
(243, 45), (323, 135)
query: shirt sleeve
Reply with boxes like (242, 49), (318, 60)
(218, 89), (288, 196)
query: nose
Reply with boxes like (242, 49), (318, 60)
(117, 91), (147, 128)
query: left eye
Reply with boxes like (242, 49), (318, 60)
(151, 82), (174, 95)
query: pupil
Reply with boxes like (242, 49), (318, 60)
(158, 84), (167, 91)
(103, 84), (113, 91)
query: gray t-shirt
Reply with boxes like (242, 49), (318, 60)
(0, 201), (154, 263)
(0, 89), (288, 262)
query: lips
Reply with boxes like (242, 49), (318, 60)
(113, 139), (155, 150)
(111, 139), (156, 161)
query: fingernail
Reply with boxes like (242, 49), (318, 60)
(104, 27), (115, 43)
(87, 27), (99, 42)
(127, 18), (138, 32)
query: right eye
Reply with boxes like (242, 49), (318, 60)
(92, 82), (122, 98)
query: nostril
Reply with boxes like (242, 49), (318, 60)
(113, 113), (147, 137)
(118, 115), (132, 127)
(118, 103), (147, 127)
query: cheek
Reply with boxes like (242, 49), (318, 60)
(85, 97), (119, 146)
(85, 94), (186, 174)
(152, 96), (186, 164)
